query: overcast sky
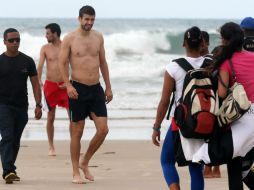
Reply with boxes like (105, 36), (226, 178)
(0, 0), (253, 19)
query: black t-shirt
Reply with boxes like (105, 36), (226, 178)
(243, 37), (254, 52)
(0, 52), (37, 109)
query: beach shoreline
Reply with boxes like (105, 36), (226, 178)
(20, 108), (171, 141)
(0, 140), (230, 190)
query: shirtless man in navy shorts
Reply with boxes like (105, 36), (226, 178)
(58, 5), (113, 184)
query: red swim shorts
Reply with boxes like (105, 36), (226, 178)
(43, 80), (69, 110)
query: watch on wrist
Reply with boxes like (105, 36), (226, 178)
(36, 103), (42, 109)
(153, 124), (161, 132)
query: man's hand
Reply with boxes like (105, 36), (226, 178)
(39, 80), (43, 87)
(58, 83), (66, 90)
(105, 88), (113, 104)
(152, 130), (161, 147)
(67, 84), (78, 99)
(34, 107), (42, 120)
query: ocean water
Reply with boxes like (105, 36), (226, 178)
(0, 18), (239, 140)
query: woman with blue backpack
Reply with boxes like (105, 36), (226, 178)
(152, 26), (206, 190)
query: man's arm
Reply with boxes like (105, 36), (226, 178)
(58, 37), (70, 86)
(30, 75), (42, 119)
(58, 35), (78, 99)
(99, 35), (113, 103)
(37, 46), (46, 86)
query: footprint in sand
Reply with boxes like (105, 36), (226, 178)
(103, 151), (116, 154)
(89, 165), (99, 168)
(20, 145), (29, 147)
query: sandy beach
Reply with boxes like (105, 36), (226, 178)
(0, 140), (231, 190)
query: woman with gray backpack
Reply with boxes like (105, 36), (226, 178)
(192, 22), (254, 190)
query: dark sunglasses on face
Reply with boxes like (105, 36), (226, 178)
(6, 38), (20, 43)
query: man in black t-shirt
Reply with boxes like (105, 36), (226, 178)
(240, 17), (254, 52)
(0, 28), (42, 184)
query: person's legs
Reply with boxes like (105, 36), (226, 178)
(189, 163), (204, 190)
(12, 107), (28, 177)
(241, 153), (254, 189)
(227, 158), (243, 190)
(79, 113), (108, 181)
(160, 125), (180, 190)
(70, 120), (85, 184)
(46, 108), (56, 156)
(0, 105), (15, 179)
(212, 165), (221, 178)
(243, 169), (254, 189)
(66, 109), (71, 137)
(203, 166), (213, 178)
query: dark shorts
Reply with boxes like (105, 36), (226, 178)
(69, 81), (107, 122)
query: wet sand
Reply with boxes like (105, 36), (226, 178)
(0, 140), (231, 190)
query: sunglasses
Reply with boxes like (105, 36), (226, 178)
(6, 38), (20, 43)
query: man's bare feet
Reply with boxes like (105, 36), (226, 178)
(79, 164), (94, 181)
(48, 148), (56, 156)
(72, 175), (85, 184)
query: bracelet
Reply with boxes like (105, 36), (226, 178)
(36, 103), (42, 109)
(153, 124), (161, 132)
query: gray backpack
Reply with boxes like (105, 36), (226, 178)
(217, 59), (251, 127)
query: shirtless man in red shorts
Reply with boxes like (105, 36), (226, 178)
(37, 23), (69, 156)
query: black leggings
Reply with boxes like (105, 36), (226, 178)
(227, 157), (254, 190)
(227, 158), (243, 190)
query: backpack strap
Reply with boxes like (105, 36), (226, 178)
(166, 86), (175, 120)
(228, 59), (237, 82)
(201, 54), (213, 68)
(173, 58), (194, 72)
(218, 59), (236, 94)
(166, 58), (193, 120)
(203, 54), (213, 59)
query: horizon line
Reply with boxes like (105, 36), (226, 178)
(0, 17), (241, 20)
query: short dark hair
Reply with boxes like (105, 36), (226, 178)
(45, 23), (61, 37)
(243, 29), (254, 37)
(79, 5), (96, 17)
(3, 28), (19, 40)
(201, 31), (209, 43)
(184, 26), (202, 51)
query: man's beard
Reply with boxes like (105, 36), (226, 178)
(81, 24), (93, 31)
(47, 39), (54, 43)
